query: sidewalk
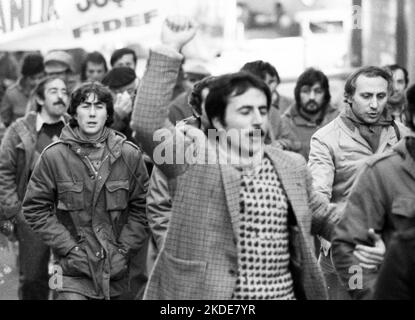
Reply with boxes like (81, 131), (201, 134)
(0, 237), (19, 300)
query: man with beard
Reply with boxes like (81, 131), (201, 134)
(384, 64), (409, 124)
(0, 76), (70, 299)
(281, 68), (339, 160)
(22, 82), (149, 300)
(309, 66), (409, 299)
(332, 82), (415, 300)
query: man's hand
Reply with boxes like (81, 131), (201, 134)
(161, 16), (197, 52)
(353, 229), (385, 270)
(114, 92), (133, 120)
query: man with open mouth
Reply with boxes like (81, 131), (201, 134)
(21, 82), (149, 300)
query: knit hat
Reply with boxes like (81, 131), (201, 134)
(44, 51), (75, 73)
(21, 54), (44, 77)
(102, 67), (137, 89)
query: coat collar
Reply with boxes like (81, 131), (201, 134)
(220, 146), (309, 239)
(337, 113), (399, 154)
(59, 125), (125, 164)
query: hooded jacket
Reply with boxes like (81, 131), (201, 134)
(22, 125), (149, 299)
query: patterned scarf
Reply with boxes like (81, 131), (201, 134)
(340, 106), (394, 152)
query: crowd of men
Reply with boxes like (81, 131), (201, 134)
(0, 16), (414, 300)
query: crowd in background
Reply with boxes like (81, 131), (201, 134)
(0, 15), (414, 300)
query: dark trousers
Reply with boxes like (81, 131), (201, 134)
(16, 220), (50, 300)
(55, 292), (122, 300)
(120, 236), (149, 300)
(318, 249), (351, 300)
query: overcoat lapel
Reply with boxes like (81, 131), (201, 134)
(220, 147), (309, 238)
(219, 164), (241, 239)
(265, 147), (308, 232)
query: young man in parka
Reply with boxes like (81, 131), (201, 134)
(22, 82), (149, 300)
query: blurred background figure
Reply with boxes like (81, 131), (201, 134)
(102, 67), (138, 144)
(282, 67), (339, 160)
(1, 54), (45, 128)
(384, 64), (409, 124)
(110, 48), (137, 70)
(240, 60), (295, 149)
(81, 51), (108, 83)
(0, 53), (19, 106)
(44, 50), (79, 93)
(168, 62), (211, 124)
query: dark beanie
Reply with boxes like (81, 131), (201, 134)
(102, 67), (136, 89)
(21, 54), (45, 77)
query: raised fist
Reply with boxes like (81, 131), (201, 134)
(161, 16), (197, 52)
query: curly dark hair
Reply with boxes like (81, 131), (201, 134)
(67, 81), (114, 127)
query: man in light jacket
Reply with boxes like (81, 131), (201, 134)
(332, 83), (415, 299)
(308, 66), (409, 299)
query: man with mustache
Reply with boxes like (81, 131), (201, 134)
(0, 76), (71, 299)
(309, 66), (410, 299)
(281, 68), (339, 160)
(132, 16), (344, 300)
(240, 60), (296, 150)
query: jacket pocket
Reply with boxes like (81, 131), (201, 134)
(109, 246), (129, 281)
(59, 246), (91, 278)
(56, 181), (84, 211)
(391, 197), (415, 230)
(392, 197), (415, 218)
(105, 180), (129, 211)
(153, 250), (207, 300)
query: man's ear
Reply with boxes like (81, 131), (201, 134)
(211, 117), (224, 130)
(344, 93), (353, 105)
(35, 95), (44, 107)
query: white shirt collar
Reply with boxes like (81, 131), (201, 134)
(36, 112), (66, 132)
